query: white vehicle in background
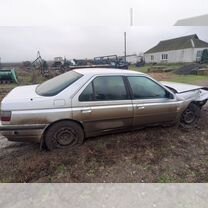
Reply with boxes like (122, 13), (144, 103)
(0, 68), (208, 150)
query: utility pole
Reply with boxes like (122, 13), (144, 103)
(130, 8), (133, 26)
(123, 8), (133, 62)
(124, 32), (127, 62)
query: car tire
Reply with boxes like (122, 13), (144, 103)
(180, 103), (201, 129)
(44, 120), (84, 150)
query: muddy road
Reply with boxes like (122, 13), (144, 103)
(0, 106), (208, 183)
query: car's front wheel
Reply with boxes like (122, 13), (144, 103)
(44, 120), (84, 150)
(180, 103), (201, 129)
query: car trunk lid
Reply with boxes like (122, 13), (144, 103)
(1, 85), (54, 111)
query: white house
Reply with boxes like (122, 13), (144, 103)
(144, 34), (208, 64)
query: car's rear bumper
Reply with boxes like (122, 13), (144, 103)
(0, 121), (47, 143)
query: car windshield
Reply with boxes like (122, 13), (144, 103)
(36, 71), (83, 96)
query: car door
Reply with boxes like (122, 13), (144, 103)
(72, 75), (133, 136)
(127, 76), (180, 127)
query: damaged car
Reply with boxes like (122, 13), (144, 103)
(0, 68), (208, 150)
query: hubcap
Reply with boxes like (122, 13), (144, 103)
(183, 109), (195, 124)
(55, 127), (77, 146)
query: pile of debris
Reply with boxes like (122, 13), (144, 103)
(147, 66), (175, 73)
(175, 64), (205, 75)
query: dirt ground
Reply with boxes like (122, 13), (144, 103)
(0, 69), (208, 183)
(0, 106), (208, 183)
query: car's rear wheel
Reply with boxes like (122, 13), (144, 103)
(44, 120), (84, 150)
(180, 103), (201, 129)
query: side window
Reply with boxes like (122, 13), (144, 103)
(93, 76), (128, 101)
(128, 76), (167, 99)
(79, 83), (94, 101)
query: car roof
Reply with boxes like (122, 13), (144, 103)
(73, 68), (145, 76)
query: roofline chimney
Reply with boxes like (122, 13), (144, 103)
(190, 39), (195, 48)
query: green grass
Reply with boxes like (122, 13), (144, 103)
(130, 65), (149, 73)
(56, 164), (66, 174)
(167, 74), (208, 84)
(129, 64), (208, 85)
(158, 175), (176, 183)
(130, 63), (185, 74)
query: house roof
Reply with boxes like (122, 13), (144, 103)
(175, 14), (208, 26)
(145, 34), (208, 54)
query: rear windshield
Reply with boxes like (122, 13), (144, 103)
(36, 71), (83, 96)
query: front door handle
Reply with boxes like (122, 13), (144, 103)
(136, 105), (145, 110)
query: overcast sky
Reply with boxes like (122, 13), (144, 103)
(0, 0), (208, 62)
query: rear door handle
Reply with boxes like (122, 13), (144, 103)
(81, 109), (92, 114)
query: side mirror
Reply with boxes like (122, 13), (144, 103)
(166, 91), (174, 99)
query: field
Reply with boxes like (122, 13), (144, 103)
(0, 65), (208, 183)
(131, 64), (208, 85)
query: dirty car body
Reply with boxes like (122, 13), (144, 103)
(0, 68), (208, 149)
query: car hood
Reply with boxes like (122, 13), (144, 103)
(161, 81), (208, 93)
(161, 81), (208, 102)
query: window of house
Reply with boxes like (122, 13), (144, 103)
(196, 50), (203, 58)
(151, 55), (154, 61)
(161, 54), (168, 60)
(79, 76), (128, 101)
(128, 76), (168, 99)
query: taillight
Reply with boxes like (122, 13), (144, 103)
(0, 111), (12, 122)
